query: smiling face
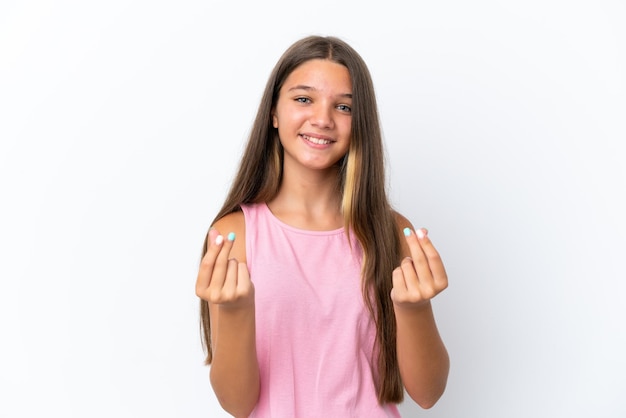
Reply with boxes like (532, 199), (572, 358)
(272, 59), (353, 174)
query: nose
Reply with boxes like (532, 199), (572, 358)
(310, 103), (334, 129)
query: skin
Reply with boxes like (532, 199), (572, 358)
(273, 59), (352, 178)
(269, 59), (353, 229)
(392, 214), (450, 408)
(195, 58), (449, 415)
(196, 218), (256, 417)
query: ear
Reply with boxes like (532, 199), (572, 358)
(272, 113), (278, 128)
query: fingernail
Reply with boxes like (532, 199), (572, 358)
(227, 232), (236, 241)
(416, 229), (425, 239)
(215, 235), (224, 245)
(403, 227), (411, 237)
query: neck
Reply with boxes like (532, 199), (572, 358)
(267, 164), (344, 230)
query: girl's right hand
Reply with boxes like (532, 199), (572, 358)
(195, 228), (254, 309)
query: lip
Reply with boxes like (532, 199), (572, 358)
(299, 133), (335, 148)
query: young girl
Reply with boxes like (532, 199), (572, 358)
(195, 35), (450, 417)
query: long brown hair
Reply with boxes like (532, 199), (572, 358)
(199, 35), (404, 403)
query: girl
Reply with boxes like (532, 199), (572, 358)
(195, 35), (449, 417)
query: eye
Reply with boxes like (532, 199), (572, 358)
(295, 97), (311, 104)
(337, 104), (352, 113)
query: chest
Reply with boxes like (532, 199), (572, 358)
(249, 229), (371, 336)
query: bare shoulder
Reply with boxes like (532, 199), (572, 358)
(212, 210), (245, 234)
(392, 210), (415, 232)
(392, 210), (415, 258)
(212, 209), (247, 262)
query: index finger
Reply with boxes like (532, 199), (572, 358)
(196, 228), (225, 292)
(403, 226), (427, 254)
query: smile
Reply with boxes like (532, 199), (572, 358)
(300, 134), (334, 145)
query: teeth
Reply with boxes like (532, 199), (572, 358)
(302, 134), (332, 145)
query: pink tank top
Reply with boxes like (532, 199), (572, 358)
(241, 203), (401, 417)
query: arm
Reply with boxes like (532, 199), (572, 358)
(391, 213), (450, 409)
(195, 212), (260, 417)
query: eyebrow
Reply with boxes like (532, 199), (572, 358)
(288, 85), (352, 99)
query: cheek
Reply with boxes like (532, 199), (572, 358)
(274, 104), (296, 128)
(340, 119), (352, 138)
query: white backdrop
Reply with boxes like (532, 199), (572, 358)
(1, 1), (625, 417)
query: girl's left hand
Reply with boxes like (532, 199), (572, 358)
(391, 228), (448, 309)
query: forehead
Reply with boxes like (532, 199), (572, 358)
(282, 59), (352, 92)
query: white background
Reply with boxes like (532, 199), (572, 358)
(1, 1), (625, 417)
